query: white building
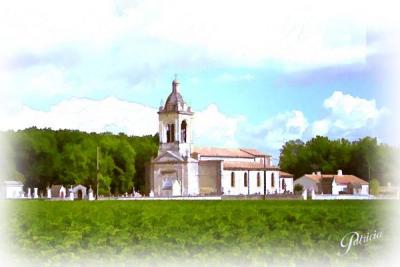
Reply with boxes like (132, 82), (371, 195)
(149, 79), (293, 196)
(71, 184), (87, 199)
(279, 171), (294, 194)
(294, 170), (369, 195)
(2, 181), (24, 199)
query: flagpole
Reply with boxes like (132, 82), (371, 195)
(96, 146), (99, 200)
(263, 154), (266, 200)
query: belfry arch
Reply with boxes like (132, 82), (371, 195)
(166, 123), (175, 143)
(181, 120), (187, 143)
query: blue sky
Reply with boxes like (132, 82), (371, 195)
(0, 0), (398, 161)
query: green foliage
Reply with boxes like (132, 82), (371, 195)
(370, 179), (380, 196)
(1, 128), (158, 195)
(5, 200), (391, 265)
(97, 174), (112, 196)
(294, 184), (303, 194)
(280, 136), (398, 184)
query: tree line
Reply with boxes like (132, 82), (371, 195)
(1, 127), (158, 195)
(1, 128), (396, 194)
(279, 136), (398, 184)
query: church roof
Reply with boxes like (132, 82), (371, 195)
(161, 79), (190, 112)
(240, 148), (270, 157)
(193, 147), (253, 158)
(193, 147), (269, 158)
(223, 161), (279, 170)
(279, 171), (294, 178)
(165, 82), (184, 106)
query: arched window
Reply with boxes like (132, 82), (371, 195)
(181, 120), (187, 143)
(282, 178), (286, 190)
(271, 173), (275, 187)
(257, 172), (261, 187)
(231, 172), (235, 187)
(244, 172), (248, 187)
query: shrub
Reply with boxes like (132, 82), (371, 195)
(370, 179), (380, 196)
(294, 184), (303, 194)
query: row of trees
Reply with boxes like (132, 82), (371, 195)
(1, 128), (158, 195)
(1, 128), (396, 194)
(279, 136), (398, 184)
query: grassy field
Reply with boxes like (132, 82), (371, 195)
(2, 200), (395, 266)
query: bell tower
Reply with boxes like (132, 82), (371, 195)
(157, 78), (194, 158)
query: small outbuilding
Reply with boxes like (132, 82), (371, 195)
(294, 170), (369, 195)
(71, 184), (87, 199)
(3, 181), (24, 199)
(279, 171), (294, 193)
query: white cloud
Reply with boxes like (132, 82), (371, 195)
(0, 0), (126, 57)
(311, 119), (331, 136)
(0, 0), (389, 114)
(0, 98), (245, 148)
(0, 0), (375, 71)
(0, 97), (158, 136)
(0, 91), (390, 159)
(250, 110), (309, 150)
(244, 92), (389, 155)
(323, 91), (388, 131)
(193, 104), (245, 147)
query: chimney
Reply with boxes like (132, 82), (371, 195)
(337, 169), (343, 176)
(317, 171), (321, 176)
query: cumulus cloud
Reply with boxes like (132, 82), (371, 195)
(311, 119), (331, 136)
(310, 91), (389, 138)
(0, 97), (158, 136)
(0, 0), (388, 122)
(0, 90), (390, 158)
(246, 92), (389, 155)
(248, 110), (309, 151)
(0, 98), (245, 148)
(193, 104), (245, 147)
(323, 91), (388, 130)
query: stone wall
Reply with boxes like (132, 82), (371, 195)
(198, 160), (222, 195)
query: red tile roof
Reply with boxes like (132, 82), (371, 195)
(303, 174), (368, 185)
(304, 174), (334, 182)
(239, 148), (270, 157)
(223, 161), (279, 171)
(193, 147), (255, 158)
(334, 175), (368, 185)
(279, 171), (294, 178)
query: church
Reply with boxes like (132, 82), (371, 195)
(149, 78), (293, 197)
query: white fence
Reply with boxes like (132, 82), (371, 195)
(311, 194), (375, 200)
(301, 189), (395, 200)
(116, 196), (222, 201)
(308, 189), (400, 200)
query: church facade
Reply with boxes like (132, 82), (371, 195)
(149, 79), (293, 197)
